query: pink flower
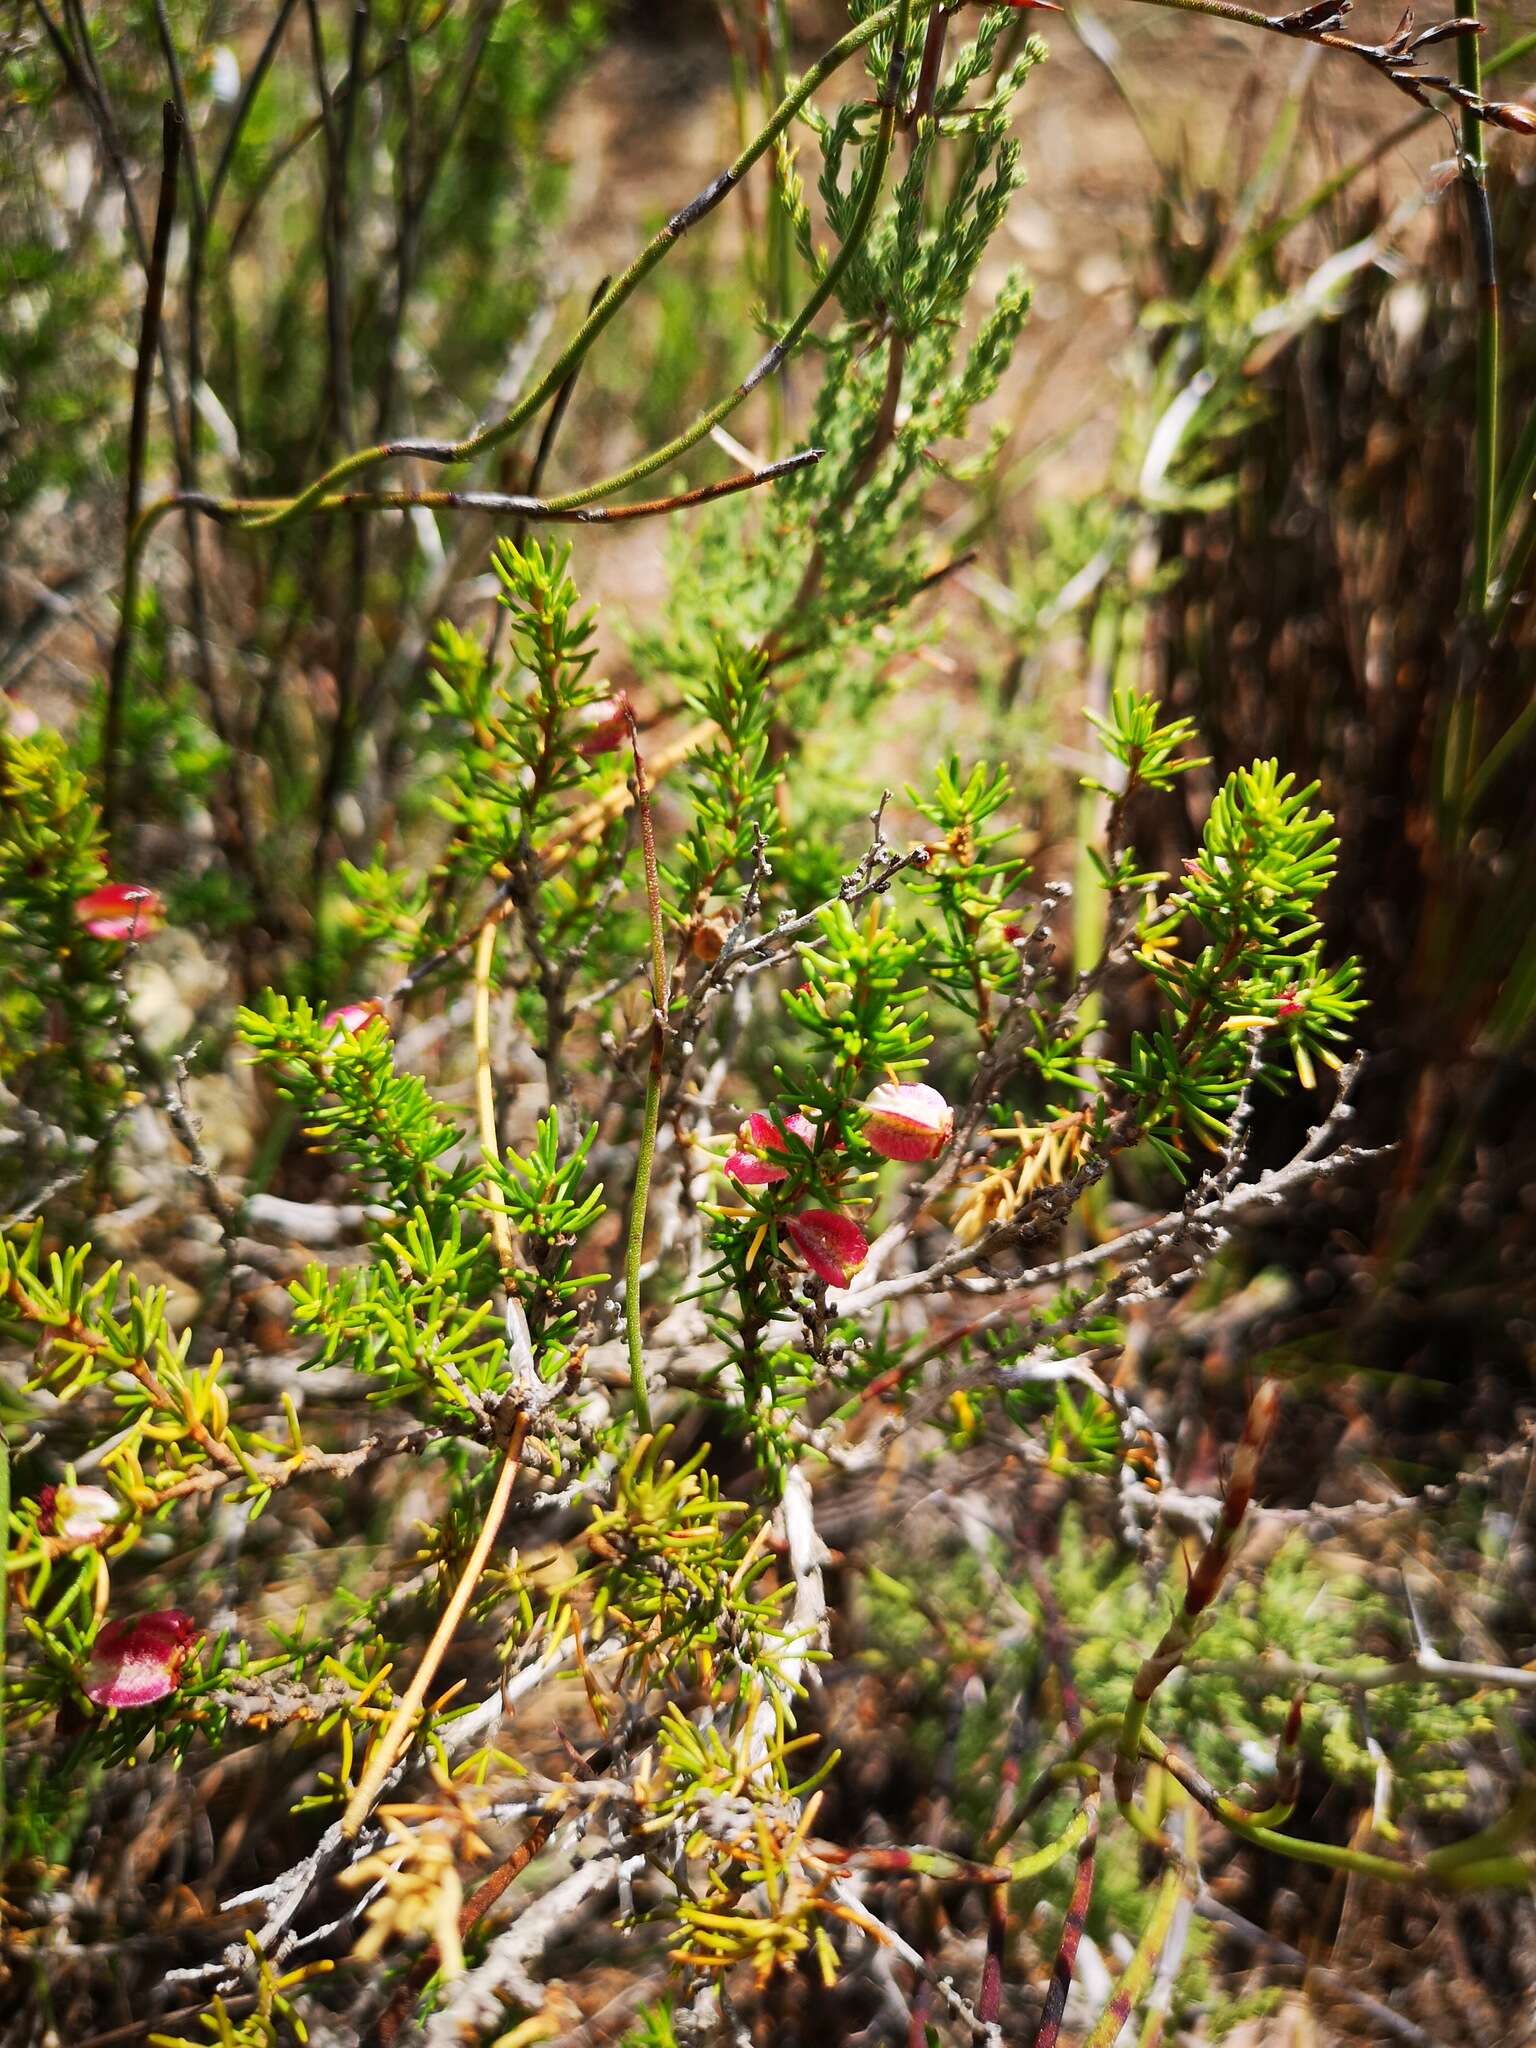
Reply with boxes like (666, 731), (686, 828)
(576, 693), (632, 758)
(323, 998), (388, 1038)
(38, 1483), (120, 1547)
(85, 1610), (200, 1710)
(73, 883), (164, 943)
(725, 1110), (816, 1187)
(784, 1209), (869, 1289)
(862, 1081), (953, 1163)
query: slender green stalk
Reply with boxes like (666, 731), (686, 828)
(1493, 404), (1536, 547)
(624, 709), (670, 1436)
(1010, 1709), (1532, 1896)
(1009, 1798), (1097, 1882)
(845, 1802), (1097, 1885)
(1434, 0), (1501, 840)
(1486, 35), (1536, 572)
(1209, 1813), (1463, 1886)
(1489, 498), (1536, 638)
(1139, 1722), (1301, 1843)
(1136, 1804), (1199, 2048)
(1436, 1854), (1536, 1889)
(1423, 1783), (1536, 1877)
(1072, 597), (1123, 1023)
(1139, 1724), (1535, 1889)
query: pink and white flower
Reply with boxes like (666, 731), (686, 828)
(861, 1081), (953, 1163)
(84, 1611), (200, 1710)
(322, 997), (389, 1038)
(73, 883), (165, 943)
(38, 1483), (120, 1548)
(576, 693), (632, 758)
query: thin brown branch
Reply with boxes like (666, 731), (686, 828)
(102, 99), (181, 847)
(136, 448), (824, 544)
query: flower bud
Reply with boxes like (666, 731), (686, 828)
(38, 1483), (120, 1547)
(85, 1610), (200, 1709)
(576, 692), (632, 758)
(785, 1209), (869, 1289)
(73, 883), (165, 943)
(861, 1081), (953, 1162)
(725, 1109), (816, 1186)
(323, 998), (389, 1038)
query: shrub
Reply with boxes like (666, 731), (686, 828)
(2, 3), (1534, 2045)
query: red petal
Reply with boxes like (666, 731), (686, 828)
(785, 1209), (869, 1289)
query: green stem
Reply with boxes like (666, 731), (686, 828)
(1116, 1690), (1153, 1804)
(1493, 402), (1536, 548)
(851, 1802), (1098, 1886)
(991, 1714), (1120, 1850)
(1424, 1783), (1536, 1877)
(1008, 1799), (1098, 1884)
(1489, 495), (1536, 640)
(1018, 1715), (1531, 1894)
(624, 1047), (660, 1431)
(1435, 1854), (1534, 1890)
(1081, 1863), (1186, 2048)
